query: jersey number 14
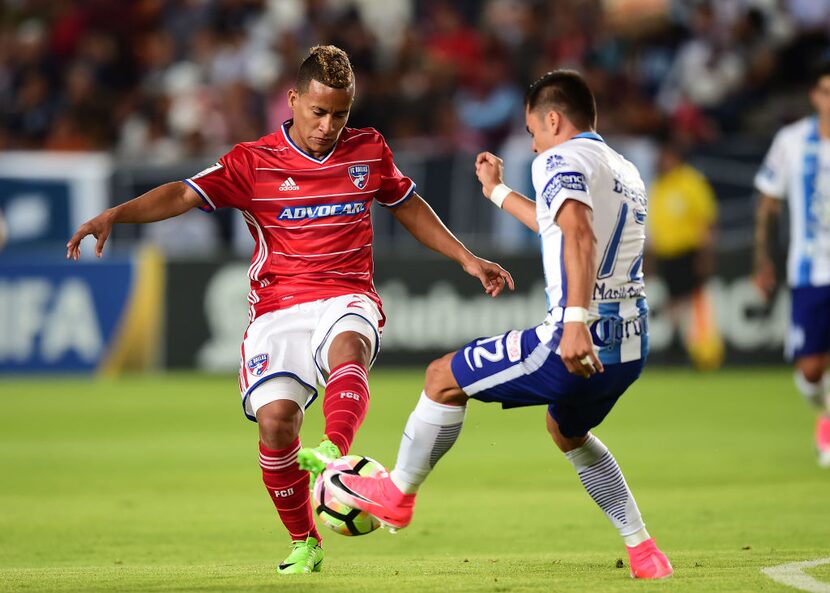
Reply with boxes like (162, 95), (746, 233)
(598, 202), (645, 282)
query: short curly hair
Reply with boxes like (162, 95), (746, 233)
(296, 45), (354, 92)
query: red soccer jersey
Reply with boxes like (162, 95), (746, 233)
(184, 121), (415, 321)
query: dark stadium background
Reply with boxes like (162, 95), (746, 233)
(0, 0), (823, 370)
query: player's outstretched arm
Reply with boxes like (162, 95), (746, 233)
(753, 194), (781, 300)
(475, 152), (538, 232)
(391, 194), (515, 297)
(556, 199), (603, 378)
(66, 181), (203, 260)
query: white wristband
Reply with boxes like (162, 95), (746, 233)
(489, 183), (512, 208)
(563, 306), (589, 324)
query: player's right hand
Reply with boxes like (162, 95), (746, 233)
(66, 209), (115, 260)
(753, 258), (776, 301)
(475, 152), (504, 199)
(559, 322), (603, 378)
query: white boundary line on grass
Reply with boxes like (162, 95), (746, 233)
(762, 558), (830, 593)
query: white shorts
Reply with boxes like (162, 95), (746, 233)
(239, 293), (383, 421)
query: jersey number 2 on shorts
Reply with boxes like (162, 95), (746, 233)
(465, 335), (505, 369)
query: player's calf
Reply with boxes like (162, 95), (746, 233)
(322, 361), (371, 455)
(794, 367), (826, 410)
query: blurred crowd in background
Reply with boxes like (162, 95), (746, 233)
(3, 0), (830, 161)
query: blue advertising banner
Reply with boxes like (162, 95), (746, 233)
(0, 249), (163, 374)
(0, 152), (111, 256)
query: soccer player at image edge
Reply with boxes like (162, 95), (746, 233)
(66, 46), (513, 575)
(325, 69), (673, 579)
(754, 61), (830, 468)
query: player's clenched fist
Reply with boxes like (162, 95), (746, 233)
(475, 152), (504, 199)
(559, 321), (604, 378)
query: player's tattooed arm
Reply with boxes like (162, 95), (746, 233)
(753, 194), (782, 300)
(391, 194), (515, 297)
(66, 181), (203, 260)
(475, 152), (539, 232)
(556, 199), (603, 378)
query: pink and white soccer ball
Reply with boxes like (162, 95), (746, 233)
(312, 455), (385, 536)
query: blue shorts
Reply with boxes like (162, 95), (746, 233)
(789, 285), (830, 359)
(450, 326), (645, 438)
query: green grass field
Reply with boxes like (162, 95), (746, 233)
(1, 368), (828, 593)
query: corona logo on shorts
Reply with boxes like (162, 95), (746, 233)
(348, 164), (370, 189)
(247, 353), (269, 376)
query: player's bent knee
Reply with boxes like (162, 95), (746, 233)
(257, 400), (302, 450)
(797, 356), (827, 384)
(545, 411), (588, 452)
(424, 353), (467, 406)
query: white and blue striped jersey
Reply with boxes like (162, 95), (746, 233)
(531, 132), (648, 364)
(755, 116), (830, 288)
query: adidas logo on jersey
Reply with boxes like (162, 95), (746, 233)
(279, 177), (300, 191)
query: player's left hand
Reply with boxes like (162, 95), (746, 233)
(560, 322), (604, 378)
(463, 256), (515, 297)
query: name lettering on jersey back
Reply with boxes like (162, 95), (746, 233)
(611, 176), (647, 208)
(277, 201), (367, 221)
(541, 171), (587, 206)
(593, 282), (645, 301)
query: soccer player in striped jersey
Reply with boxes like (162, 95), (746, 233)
(66, 45), (513, 574)
(754, 62), (830, 467)
(326, 70), (672, 579)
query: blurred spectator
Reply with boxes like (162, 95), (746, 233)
(648, 137), (723, 370)
(657, 2), (746, 139)
(0, 0), (828, 159)
(455, 53), (522, 151)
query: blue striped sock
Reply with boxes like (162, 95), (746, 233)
(565, 434), (645, 537)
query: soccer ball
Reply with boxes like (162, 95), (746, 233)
(312, 455), (384, 536)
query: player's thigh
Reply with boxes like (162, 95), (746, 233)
(240, 308), (319, 422)
(311, 294), (383, 376)
(788, 285), (830, 363)
(450, 327), (555, 406)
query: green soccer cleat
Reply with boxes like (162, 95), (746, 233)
(297, 438), (341, 483)
(277, 536), (324, 574)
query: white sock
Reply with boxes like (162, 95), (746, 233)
(795, 370), (824, 410)
(565, 434), (648, 545)
(390, 391), (466, 494)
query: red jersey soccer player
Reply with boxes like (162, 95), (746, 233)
(66, 45), (513, 574)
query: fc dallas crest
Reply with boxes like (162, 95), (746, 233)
(348, 164), (369, 189)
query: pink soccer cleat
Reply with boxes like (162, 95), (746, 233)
(323, 470), (416, 530)
(626, 538), (673, 579)
(817, 415), (830, 468)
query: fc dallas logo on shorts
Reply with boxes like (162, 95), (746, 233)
(247, 353), (269, 376)
(348, 164), (369, 189)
